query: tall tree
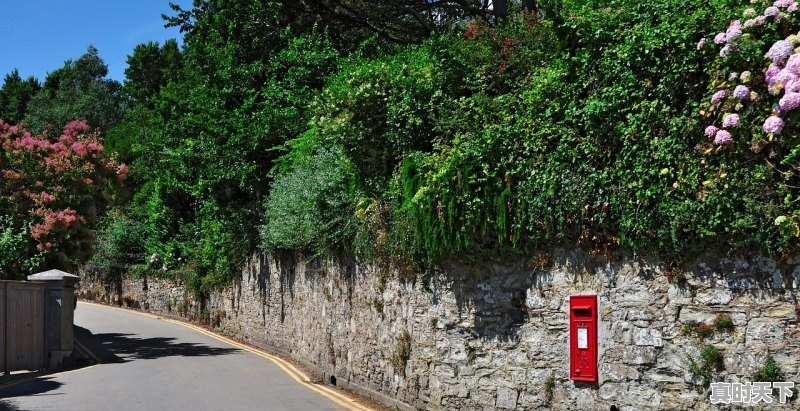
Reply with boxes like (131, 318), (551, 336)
(123, 39), (183, 105)
(119, 0), (347, 290)
(166, 0), (508, 47)
(0, 70), (41, 124)
(105, 39), (183, 162)
(25, 46), (122, 135)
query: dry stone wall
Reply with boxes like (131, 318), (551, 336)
(78, 250), (800, 410)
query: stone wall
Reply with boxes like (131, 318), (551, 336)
(78, 250), (800, 410)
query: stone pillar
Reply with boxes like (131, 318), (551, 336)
(27, 269), (79, 370)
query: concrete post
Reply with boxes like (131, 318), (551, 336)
(27, 269), (79, 370)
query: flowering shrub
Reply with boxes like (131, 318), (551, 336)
(697, 0), (800, 244)
(700, 0), (800, 145)
(0, 119), (124, 275)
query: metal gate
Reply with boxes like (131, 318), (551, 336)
(0, 281), (46, 373)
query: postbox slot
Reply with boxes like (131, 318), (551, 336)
(572, 306), (592, 316)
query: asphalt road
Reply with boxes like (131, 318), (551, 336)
(0, 302), (346, 411)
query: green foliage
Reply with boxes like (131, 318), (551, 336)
(122, 1), (346, 289)
(0, 69), (41, 124)
(24, 0), (800, 290)
(753, 355), (784, 382)
(314, 45), (439, 191)
(713, 314), (735, 331)
(687, 345), (725, 388)
(0, 216), (43, 280)
(84, 210), (145, 282)
(187, 200), (256, 292)
(123, 39), (183, 105)
(105, 39), (183, 164)
(25, 46), (122, 135)
(261, 146), (357, 255)
(544, 376), (555, 402)
(275, 0), (497, 45)
(331, 0), (792, 264)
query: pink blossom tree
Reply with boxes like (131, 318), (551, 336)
(0, 119), (125, 276)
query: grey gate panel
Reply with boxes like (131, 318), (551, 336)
(3, 281), (45, 372)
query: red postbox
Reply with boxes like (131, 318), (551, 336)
(569, 294), (598, 382)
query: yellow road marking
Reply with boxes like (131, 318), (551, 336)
(79, 301), (376, 411)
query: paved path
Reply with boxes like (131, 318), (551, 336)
(0, 302), (348, 411)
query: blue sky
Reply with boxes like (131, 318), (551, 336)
(1, 0), (192, 86)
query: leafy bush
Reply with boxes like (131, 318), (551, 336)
(84, 209), (145, 282)
(261, 146), (357, 255)
(313, 45), (439, 192)
(0, 216), (43, 280)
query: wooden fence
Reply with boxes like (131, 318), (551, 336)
(0, 280), (47, 373)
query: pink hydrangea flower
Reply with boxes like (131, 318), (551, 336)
(790, 2), (799, 11)
(711, 90), (728, 104)
(786, 54), (800, 74)
(696, 38), (707, 50)
(766, 64), (782, 83)
(756, 15), (768, 25)
(714, 130), (733, 144)
(744, 8), (758, 17)
(780, 92), (800, 110)
(765, 6), (781, 16)
(786, 79), (800, 92)
(705, 125), (719, 137)
(772, 68), (798, 88)
(726, 21), (743, 41)
(714, 32), (727, 44)
(733, 85), (750, 99)
(766, 40), (794, 63)
(764, 116), (785, 133)
(775, 0), (795, 7)
(722, 114), (741, 128)
(726, 21), (743, 40)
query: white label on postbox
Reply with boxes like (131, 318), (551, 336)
(577, 327), (588, 349)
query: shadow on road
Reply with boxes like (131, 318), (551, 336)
(92, 332), (240, 361)
(0, 326), (240, 405)
(0, 399), (24, 410)
(75, 325), (240, 363)
(0, 377), (63, 401)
